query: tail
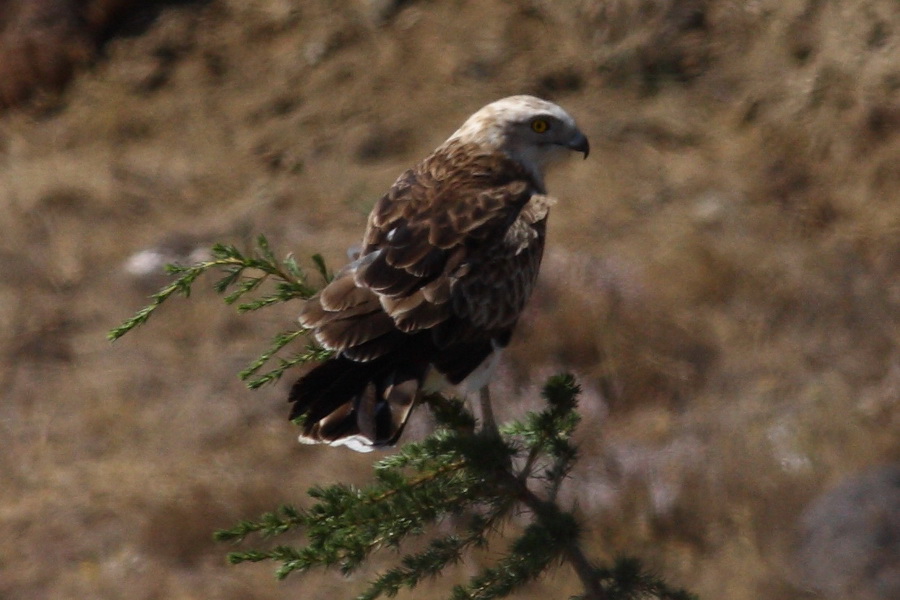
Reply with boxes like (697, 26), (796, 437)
(288, 356), (425, 452)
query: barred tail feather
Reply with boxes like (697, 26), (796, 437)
(288, 356), (424, 452)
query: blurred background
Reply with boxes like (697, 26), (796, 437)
(1, 1), (898, 598)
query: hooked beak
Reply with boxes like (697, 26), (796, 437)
(566, 130), (590, 159)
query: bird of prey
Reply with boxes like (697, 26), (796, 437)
(289, 95), (589, 452)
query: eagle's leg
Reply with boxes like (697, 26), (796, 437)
(477, 386), (499, 437)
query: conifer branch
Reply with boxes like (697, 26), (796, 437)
(216, 376), (695, 600)
(108, 235), (332, 389)
(110, 236), (696, 600)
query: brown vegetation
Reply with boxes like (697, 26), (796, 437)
(1, 1), (898, 599)
(0, 0), (163, 109)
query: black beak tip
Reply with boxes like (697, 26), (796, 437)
(569, 132), (590, 159)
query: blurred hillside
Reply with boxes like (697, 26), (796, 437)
(1, 1), (898, 599)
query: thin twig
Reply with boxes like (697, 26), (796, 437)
(564, 542), (607, 600)
(500, 471), (608, 600)
(368, 460), (467, 504)
(478, 386), (499, 437)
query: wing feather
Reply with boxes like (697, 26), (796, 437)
(392, 299), (450, 332)
(319, 275), (376, 312)
(299, 142), (546, 371)
(315, 310), (395, 351)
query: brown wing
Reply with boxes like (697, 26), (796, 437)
(300, 142), (545, 370)
(291, 144), (552, 449)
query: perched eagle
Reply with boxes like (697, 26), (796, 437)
(290, 96), (589, 452)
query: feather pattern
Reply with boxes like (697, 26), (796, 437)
(289, 95), (588, 451)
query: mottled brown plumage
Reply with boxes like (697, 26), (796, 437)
(290, 96), (589, 452)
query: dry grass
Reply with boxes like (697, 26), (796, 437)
(1, 0), (898, 598)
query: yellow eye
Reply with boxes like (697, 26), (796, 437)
(531, 118), (550, 133)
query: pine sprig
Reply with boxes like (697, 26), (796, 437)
(359, 534), (471, 600)
(215, 505), (306, 543)
(107, 259), (217, 341)
(216, 381), (695, 600)
(109, 235), (334, 390)
(502, 374), (581, 502)
(109, 235), (316, 341)
(451, 516), (573, 600)
(218, 441), (490, 580)
(111, 234), (696, 600)
(585, 557), (698, 600)
(240, 335), (333, 389)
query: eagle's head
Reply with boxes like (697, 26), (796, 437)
(446, 95), (589, 182)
